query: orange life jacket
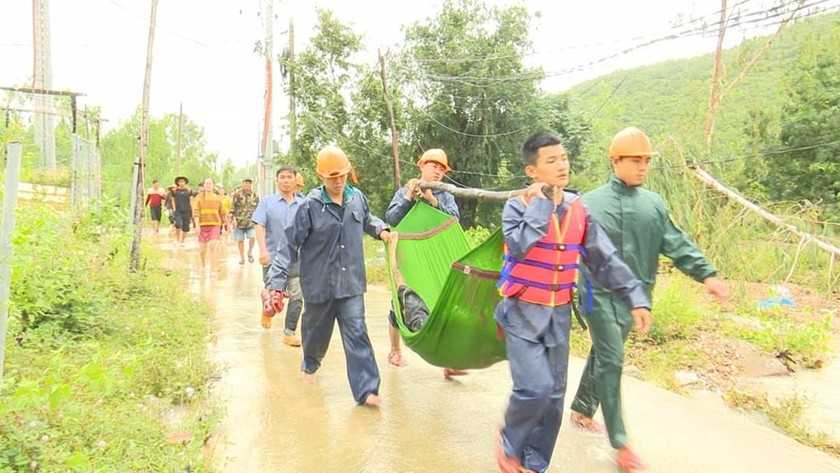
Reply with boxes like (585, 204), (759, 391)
(498, 196), (587, 307)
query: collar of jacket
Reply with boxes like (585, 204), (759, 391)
(609, 175), (640, 195)
(318, 185), (356, 207)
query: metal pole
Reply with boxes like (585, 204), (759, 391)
(70, 133), (78, 212)
(87, 138), (93, 205)
(0, 142), (23, 384)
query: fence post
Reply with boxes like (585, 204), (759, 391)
(70, 133), (78, 212)
(0, 142), (22, 384)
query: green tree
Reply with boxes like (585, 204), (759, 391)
(101, 108), (218, 202)
(397, 0), (588, 226)
(281, 8), (362, 171)
(767, 24), (840, 218)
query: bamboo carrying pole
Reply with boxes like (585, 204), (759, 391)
(0, 142), (22, 384)
(690, 167), (840, 259)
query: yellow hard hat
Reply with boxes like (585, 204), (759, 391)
(608, 127), (657, 158)
(315, 145), (352, 178)
(417, 148), (451, 172)
(295, 173), (304, 187)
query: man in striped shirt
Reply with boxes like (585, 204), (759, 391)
(192, 177), (229, 271)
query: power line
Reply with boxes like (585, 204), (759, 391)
(584, 71), (630, 121)
(103, 0), (257, 50)
(411, 0), (762, 66)
(403, 0), (839, 87)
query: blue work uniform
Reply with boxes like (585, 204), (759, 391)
(385, 184), (460, 328)
(252, 192), (306, 335)
(496, 191), (650, 473)
(266, 185), (389, 404)
(385, 185), (459, 226)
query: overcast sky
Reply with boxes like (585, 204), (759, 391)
(0, 0), (795, 168)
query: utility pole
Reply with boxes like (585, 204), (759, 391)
(288, 17), (297, 161)
(261, 0), (275, 196)
(33, 0), (56, 169)
(176, 102), (183, 176)
(378, 49), (401, 188)
(130, 0), (159, 272)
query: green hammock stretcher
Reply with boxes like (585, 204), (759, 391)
(386, 203), (507, 370)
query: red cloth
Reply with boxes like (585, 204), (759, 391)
(198, 225), (221, 242)
(146, 192), (165, 207)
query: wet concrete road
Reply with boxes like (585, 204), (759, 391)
(157, 234), (840, 472)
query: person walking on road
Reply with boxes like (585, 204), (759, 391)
(231, 177), (261, 265)
(252, 167), (306, 346)
(172, 176), (193, 245)
(192, 177), (228, 271)
(265, 146), (393, 406)
(494, 132), (651, 473)
(568, 127), (730, 472)
(145, 179), (167, 234)
(384, 148), (465, 379)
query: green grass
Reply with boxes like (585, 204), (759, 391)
(0, 202), (217, 472)
(725, 390), (840, 456)
(722, 305), (834, 368)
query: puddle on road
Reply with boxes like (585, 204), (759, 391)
(149, 231), (839, 472)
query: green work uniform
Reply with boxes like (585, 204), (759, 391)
(570, 175), (717, 449)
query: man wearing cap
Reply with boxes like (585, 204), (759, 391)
(265, 146), (393, 406)
(253, 167), (306, 345)
(231, 177), (260, 265)
(384, 148), (464, 379)
(172, 176), (193, 245)
(145, 179), (167, 234)
(568, 127), (730, 471)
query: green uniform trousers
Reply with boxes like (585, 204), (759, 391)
(570, 304), (633, 449)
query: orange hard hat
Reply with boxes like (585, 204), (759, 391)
(295, 173), (304, 187)
(315, 145), (352, 178)
(608, 127), (658, 158)
(417, 148), (451, 172)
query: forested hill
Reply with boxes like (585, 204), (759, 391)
(567, 11), (840, 214)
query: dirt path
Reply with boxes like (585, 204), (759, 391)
(157, 235), (840, 472)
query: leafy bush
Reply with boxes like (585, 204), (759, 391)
(0, 202), (215, 471)
(465, 225), (491, 249)
(9, 204), (114, 337)
(646, 274), (705, 344)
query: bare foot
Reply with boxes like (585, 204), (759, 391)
(616, 445), (645, 471)
(388, 351), (408, 367)
(570, 411), (605, 434)
(363, 393), (381, 407)
(302, 372), (317, 384)
(495, 428), (521, 473)
(443, 368), (469, 380)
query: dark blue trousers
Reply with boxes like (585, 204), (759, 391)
(501, 318), (571, 472)
(301, 295), (380, 404)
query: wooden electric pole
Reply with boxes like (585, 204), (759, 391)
(378, 49), (401, 188)
(130, 0), (158, 272)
